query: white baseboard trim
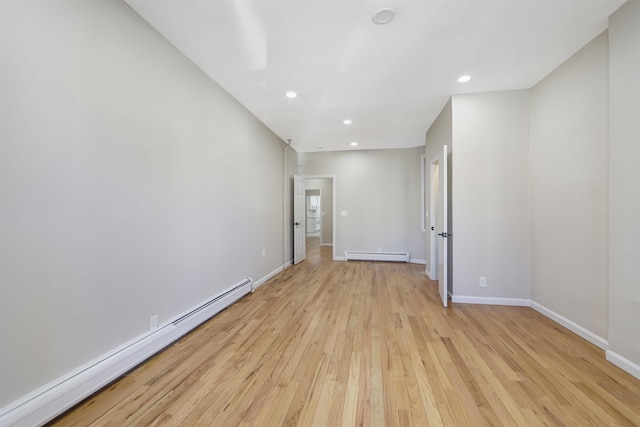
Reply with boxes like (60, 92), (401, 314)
(424, 268), (432, 279)
(409, 258), (426, 265)
(530, 301), (608, 350)
(606, 350), (640, 380)
(334, 256), (346, 261)
(451, 295), (531, 306)
(253, 265), (286, 289)
(319, 243), (333, 247)
(0, 279), (252, 427)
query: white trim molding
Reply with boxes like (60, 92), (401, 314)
(453, 297), (608, 348)
(253, 265), (287, 289)
(529, 301), (608, 350)
(424, 268), (432, 279)
(409, 258), (426, 265)
(606, 350), (640, 380)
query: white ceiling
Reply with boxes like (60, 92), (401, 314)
(125, 0), (624, 153)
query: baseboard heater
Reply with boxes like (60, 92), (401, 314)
(0, 277), (253, 427)
(172, 277), (253, 326)
(344, 251), (410, 262)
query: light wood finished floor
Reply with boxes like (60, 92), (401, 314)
(50, 238), (640, 426)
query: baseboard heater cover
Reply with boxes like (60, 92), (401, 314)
(0, 277), (253, 427)
(344, 251), (410, 262)
(172, 277), (253, 325)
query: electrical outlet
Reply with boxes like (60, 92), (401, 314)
(262, 248), (266, 258)
(150, 314), (159, 331)
(479, 276), (487, 288)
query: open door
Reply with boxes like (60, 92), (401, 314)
(429, 160), (440, 280)
(293, 174), (306, 264)
(438, 145), (449, 307)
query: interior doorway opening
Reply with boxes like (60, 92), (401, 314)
(293, 175), (336, 264)
(305, 189), (321, 238)
(304, 177), (334, 252)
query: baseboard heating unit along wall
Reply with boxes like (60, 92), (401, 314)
(0, 277), (253, 427)
(344, 251), (410, 262)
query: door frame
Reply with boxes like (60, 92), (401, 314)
(301, 175), (337, 261)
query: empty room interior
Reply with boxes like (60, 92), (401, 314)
(1, 0), (640, 425)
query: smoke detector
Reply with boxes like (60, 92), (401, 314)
(372, 8), (395, 25)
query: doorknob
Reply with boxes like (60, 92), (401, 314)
(437, 232), (448, 238)
(294, 222), (301, 226)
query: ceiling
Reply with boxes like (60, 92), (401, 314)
(125, 0), (624, 153)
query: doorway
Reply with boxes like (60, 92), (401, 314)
(305, 189), (321, 238)
(292, 176), (336, 263)
(304, 177), (333, 254)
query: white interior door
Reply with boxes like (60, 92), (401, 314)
(429, 160), (440, 280)
(293, 175), (306, 264)
(438, 145), (449, 307)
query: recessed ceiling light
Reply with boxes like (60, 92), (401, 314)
(285, 91), (297, 98)
(372, 8), (395, 25)
(457, 75), (471, 83)
(350, 141), (358, 147)
(343, 119), (352, 125)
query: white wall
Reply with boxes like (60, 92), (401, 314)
(530, 32), (610, 339)
(299, 146), (425, 261)
(451, 91), (531, 299)
(0, 0), (291, 406)
(425, 99), (452, 277)
(608, 0), (640, 370)
(420, 6), (639, 378)
(425, 100), (453, 171)
(305, 178), (333, 245)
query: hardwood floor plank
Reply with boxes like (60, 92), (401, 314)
(49, 239), (640, 426)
